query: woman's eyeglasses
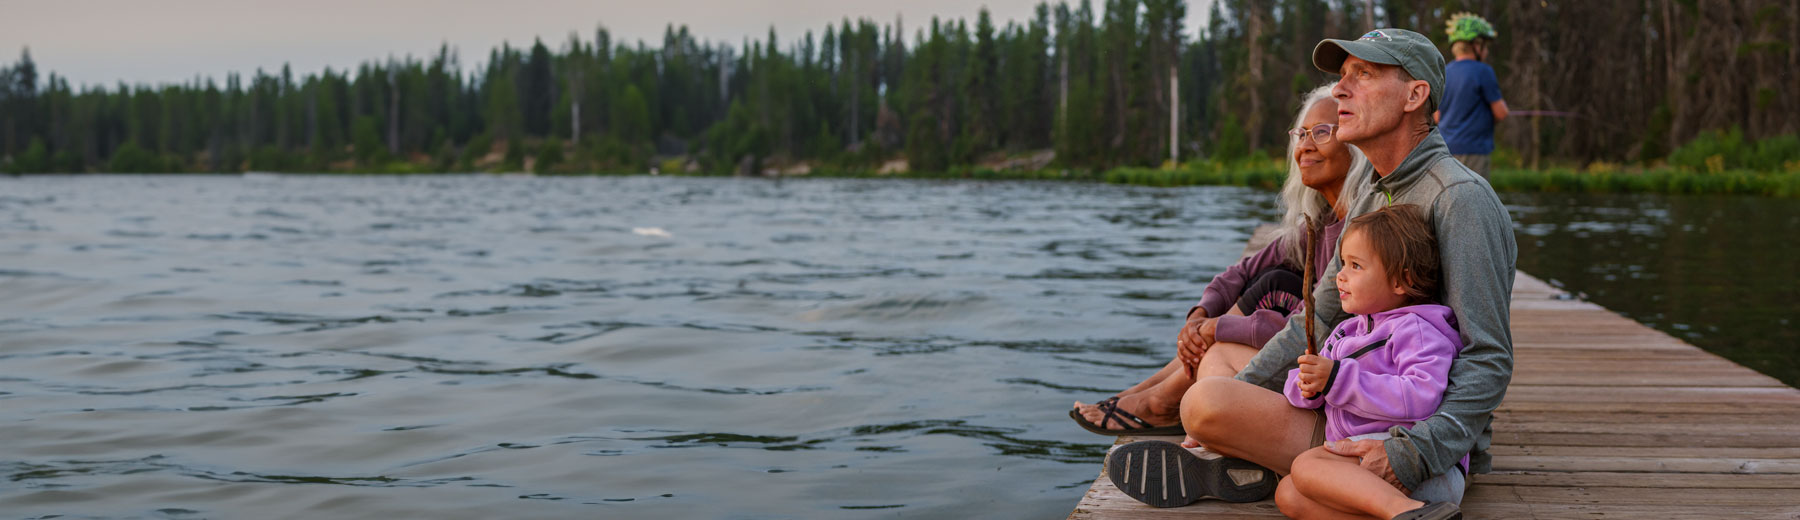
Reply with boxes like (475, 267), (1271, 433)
(1288, 124), (1338, 145)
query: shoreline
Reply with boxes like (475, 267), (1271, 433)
(11, 166), (1800, 198)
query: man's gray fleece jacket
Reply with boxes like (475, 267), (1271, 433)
(1234, 129), (1518, 490)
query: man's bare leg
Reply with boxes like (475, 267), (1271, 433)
(1172, 341), (1259, 446)
(1179, 374), (1318, 475)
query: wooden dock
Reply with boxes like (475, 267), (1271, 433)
(1068, 229), (1800, 519)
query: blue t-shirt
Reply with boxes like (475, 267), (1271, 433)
(1439, 59), (1504, 155)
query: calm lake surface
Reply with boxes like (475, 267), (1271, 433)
(0, 175), (1276, 519)
(4, 176), (1794, 519)
(1503, 192), (1800, 387)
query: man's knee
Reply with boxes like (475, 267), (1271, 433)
(1180, 377), (1238, 438)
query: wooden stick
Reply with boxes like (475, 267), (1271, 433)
(1303, 217), (1317, 357)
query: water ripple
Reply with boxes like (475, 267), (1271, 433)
(0, 176), (1270, 518)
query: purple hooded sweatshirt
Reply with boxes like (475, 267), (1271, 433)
(1284, 304), (1464, 444)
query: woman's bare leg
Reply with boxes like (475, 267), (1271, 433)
(1073, 308), (1255, 430)
(1116, 357), (1184, 396)
(1195, 340), (1256, 379)
(1072, 357), (1179, 422)
(1291, 446), (1424, 519)
(1105, 306), (1245, 398)
(1108, 307), (1247, 399)
(1076, 360), (1189, 429)
(1074, 342), (1252, 431)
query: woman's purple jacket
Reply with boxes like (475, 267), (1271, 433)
(1192, 216), (1344, 349)
(1284, 304), (1465, 444)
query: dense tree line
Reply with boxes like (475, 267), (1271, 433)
(1201, 0), (1800, 169)
(0, 0), (1795, 174)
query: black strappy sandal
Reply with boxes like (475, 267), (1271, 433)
(1068, 397), (1186, 437)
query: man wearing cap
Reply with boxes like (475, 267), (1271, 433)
(1102, 28), (1515, 518)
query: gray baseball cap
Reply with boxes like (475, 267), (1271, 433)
(1312, 28), (1446, 112)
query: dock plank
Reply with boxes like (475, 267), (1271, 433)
(1068, 227), (1800, 519)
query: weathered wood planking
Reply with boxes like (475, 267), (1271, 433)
(1068, 226), (1800, 519)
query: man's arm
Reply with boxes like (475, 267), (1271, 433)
(1382, 181), (1517, 490)
(1489, 100), (1509, 121)
(1234, 254), (1349, 391)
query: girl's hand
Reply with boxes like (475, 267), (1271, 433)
(1295, 354), (1335, 398)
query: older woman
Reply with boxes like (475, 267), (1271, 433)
(1072, 83), (1366, 438)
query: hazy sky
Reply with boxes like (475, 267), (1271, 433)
(2, 0), (1216, 88)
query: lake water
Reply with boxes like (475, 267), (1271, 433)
(0, 175), (1277, 519)
(5, 176), (1794, 519)
(1504, 192), (1800, 387)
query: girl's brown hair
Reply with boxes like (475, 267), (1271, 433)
(1344, 204), (1440, 305)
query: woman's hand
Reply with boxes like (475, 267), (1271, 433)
(1178, 315), (1211, 374)
(1295, 354), (1335, 398)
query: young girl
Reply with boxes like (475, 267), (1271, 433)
(1276, 204), (1468, 520)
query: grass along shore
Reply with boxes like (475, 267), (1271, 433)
(796, 160), (1800, 198)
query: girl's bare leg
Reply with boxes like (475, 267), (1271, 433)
(1290, 446), (1424, 519)
(1276, 477), (1380, 520)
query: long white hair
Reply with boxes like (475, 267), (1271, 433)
(1271, 82), (1369, 268)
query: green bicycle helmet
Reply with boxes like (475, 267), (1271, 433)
(1445, 12), (1497, 43)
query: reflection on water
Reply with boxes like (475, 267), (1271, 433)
(1504, 192), (1800, 387)
(0, 175), (1277, 518)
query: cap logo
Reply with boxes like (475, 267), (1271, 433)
(1360, 30), (1396, 41)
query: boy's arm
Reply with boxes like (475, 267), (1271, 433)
(1488, 100), (1509, 122)
(1484, 67), (1508, 121)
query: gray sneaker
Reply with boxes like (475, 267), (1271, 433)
(1104, 440), (1277, 507)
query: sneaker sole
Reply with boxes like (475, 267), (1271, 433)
(1104, 440), (1277, 507)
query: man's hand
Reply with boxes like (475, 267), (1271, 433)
(1325, 439), (1410, 494)
(1178, 314), (1211, 373)
(1295, 354), (1334, 398)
